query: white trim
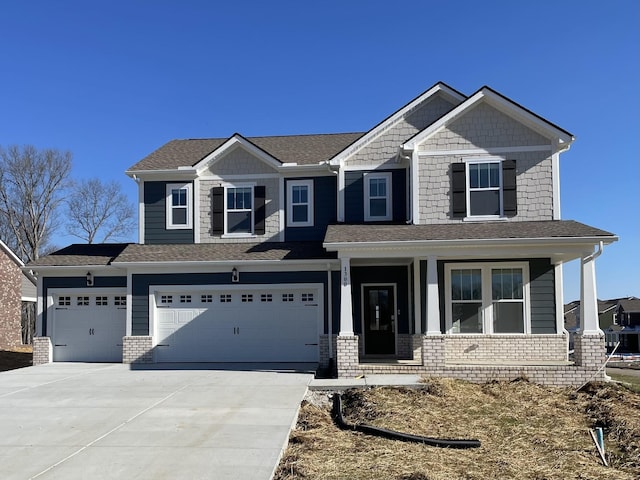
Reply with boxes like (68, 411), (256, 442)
(444, 262), (530, 335)
(411, 150), (419, 224)
(165, 183), (193, 230)
(36, 275), (44, 337)
(464, 157), (503, 219)
(417, 145), (552, 157)
(330, 83), (466, 166)
(337, 168), (345, 222)
(138, 181), (145, 244)
(552, 139), (561, 220)
(126, 271), (133, 336)
(193, 178), (200, 243)
(364, 172), (392, 221)
(426, 256), (441, 335)
(286, 179), (314, 227)
(554, 263), (565, 338)
(361, 283), (398, 355)
(197, 173), (281, 181)
(339, 257), (353, 335)
(224, 183), (254, 236)
(113, 260), (340, 271)
(278, 176), (285, 242)
(343, 163), (407, 171)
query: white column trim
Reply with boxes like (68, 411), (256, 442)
(426, 255), (441, 335)
(278, 176), (285, 242)
(193, 178), (200, 243)
(339, 256), (354, 336)
(580, 254), (601, 335)
(413, 258), (422, 335)
(555, 262), (565, 334)
(138, 181), (145, 244)
(411, 150), (420, 225)
(552, 139), (561, 220)
(126, 271), (133, 336)
(337, 168), (345, 222)
(35, 275), (44, 337)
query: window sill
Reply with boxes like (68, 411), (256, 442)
(166, 225), (193, 230)
(221, 233), (257, 239)
(462, 216), (508, 222)
(286, 223), (314, 228)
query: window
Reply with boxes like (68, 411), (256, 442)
(467, 161), (501, 217)
(58, 296), (71, 306)
(226, 186), (253, 234)
(220, 294), (232, 303)
(96, 296), (108, 306)
(446, 263), (529, 334)
(364, 172), (392, 221)
(201, 294), (213, 303)
(241, 294), (253, 303)
(287, 180), (313, 227)
(179, 295), (192, 303)
(160, 295), (173, 304)
(261, 294), (273, 302)
(77, 296), (89, 306)
(166, 183), (192, 229)
(301, 293), (314, 302)
(282, 293), (294, 302)
(114, 296), (126, 306)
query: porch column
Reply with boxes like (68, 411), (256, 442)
(579, 253), (601, 335)
(426, 255), (441, 335)
(413, 259), (422, 334)
(339, 256), (354, 335)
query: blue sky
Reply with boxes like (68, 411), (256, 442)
(0, 0), (637, 302)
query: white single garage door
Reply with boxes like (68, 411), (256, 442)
(52, 292), (127, 362)
(153, 285), (321, 363)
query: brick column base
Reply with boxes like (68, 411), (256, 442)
(337, 335), (360, 378)
(574, 334), (606, 368)
(33, 336), (52, 365)
(122, 336), (154, 364)
(412, 334), (424, 364)
(422, 335), (445, 373)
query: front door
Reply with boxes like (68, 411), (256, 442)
(363, 285), (395, 355)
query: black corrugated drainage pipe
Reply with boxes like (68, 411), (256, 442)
(332, 393), (481, 449)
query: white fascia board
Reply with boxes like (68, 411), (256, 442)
(0, 239), (24, 267)
(125, 170), (198, 182)
(118, 260), (339, 275)
(403, 88), (574, 151)
(329, 84), (466, 167)
(25, 265), (128, 276)
(193, 135), (281, 174)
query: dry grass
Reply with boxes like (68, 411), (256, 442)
(275, 378), (640, 480)
(0, 345), (33, 372)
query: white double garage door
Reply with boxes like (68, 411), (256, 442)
(51, 284), (322, 363)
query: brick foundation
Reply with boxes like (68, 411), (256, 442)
(122, 336), (154, 364)
(32, 336), (52, 365)
(337, 336), (361, 378)
(444, 334), (567, 364)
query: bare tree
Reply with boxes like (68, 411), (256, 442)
(65, 178), (135, 243)
(0, 145), (71, 261)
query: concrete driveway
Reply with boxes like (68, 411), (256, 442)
(0, 363), (314, 480)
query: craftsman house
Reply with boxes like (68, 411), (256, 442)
(27, 83), (617, 386)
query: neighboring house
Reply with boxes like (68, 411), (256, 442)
(0, 240), (36, 349)
(27, 83), (618, 386)
(564, 299), (619, 350)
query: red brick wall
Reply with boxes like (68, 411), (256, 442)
(0, 252), (22, 349)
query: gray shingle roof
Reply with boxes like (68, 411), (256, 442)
(324, 220), (616, 244)
(128, 133), (365, 171)
(27, 244), (130, 267)
(619, 299), (640, 312)
(113, 242), (335, 263)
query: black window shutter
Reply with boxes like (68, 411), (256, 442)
(502, 160), (517, 217)
(451, 162), (466, 218)
(211, 187), (224, 235)
(254, 185), (266, 235)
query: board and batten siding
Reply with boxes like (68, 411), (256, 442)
(285, 176), (337, 242)
(432, 258), (556, 334)
(344, 169), (407, 223)
(40, 276), (127, 336)
(131, 271), (331, 336)
(144, 181), (194, 244)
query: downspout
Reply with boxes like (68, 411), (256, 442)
(584, 241), (604, 263)
(397, 146), (413, 224)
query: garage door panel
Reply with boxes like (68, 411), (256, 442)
(154, 287), (320, 363)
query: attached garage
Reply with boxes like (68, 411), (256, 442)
(152, 284), (322, 363)
(51, 290), (127, 362)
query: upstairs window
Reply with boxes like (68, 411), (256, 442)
(364, 172), (392, 221)
(468, 161), (501, 217)
(166, 183), (192, 229)
(226, 186), (253, 235)
(287, 180), (313, 227)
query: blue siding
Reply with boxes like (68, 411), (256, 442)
(131, 271), (331, 336)
(350, 265), (410, 335)
(144, 181), (194, 244)
(434, 259), (556, 334)
(285, 176), (337, 241)
(344, 170), (407, 223)
(40, 276), (127, 336)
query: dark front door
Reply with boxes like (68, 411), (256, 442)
(363, 285), (395, 355)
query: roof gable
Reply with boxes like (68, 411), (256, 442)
(194, 134), (281, 174)
(402, 87), (574, 150)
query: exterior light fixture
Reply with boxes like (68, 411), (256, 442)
(231, 267), (239, 283)
(86, 271), (94, 287)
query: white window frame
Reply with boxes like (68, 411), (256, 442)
(166, 183), (193, 230)
(223, 184), (254, 237)
(465, 158), (503, 220)
(364, 172), (392, 221)
(287, 179), (314, 227)
(445, 262), (530, 334)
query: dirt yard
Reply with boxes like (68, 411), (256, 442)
(275, 378), (640, 480)
(0, 345), (33, 372)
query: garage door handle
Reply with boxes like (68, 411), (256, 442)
(157, 344), (170, 347)
(54, 344), (67, 347)
(305, 343), (318, 346)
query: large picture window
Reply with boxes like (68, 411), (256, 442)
(287, 180), (313, 227)
(446, 263), (529, 334)
(364, 172), (392, 221)
(166, 183), (192, 229)
(226, 186), (253, 234)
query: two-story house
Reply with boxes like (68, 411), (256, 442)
(28, 83), (617, 386)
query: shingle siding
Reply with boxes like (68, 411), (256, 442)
(204, 146), (278, 176)
(144, 181), (194, 244)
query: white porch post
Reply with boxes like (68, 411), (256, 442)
(339, 256), (354, 336)
(580, 253), (601, 335)
(413, 258), (422, 335)
(426, 255), (441, 335)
